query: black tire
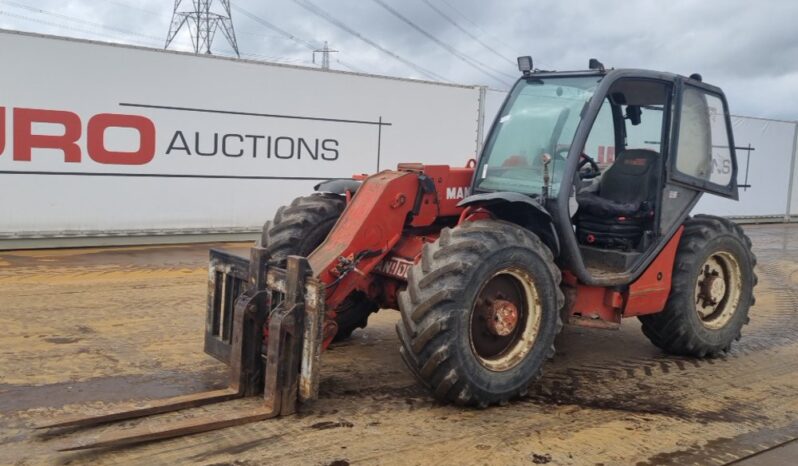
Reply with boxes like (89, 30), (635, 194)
(396, 220), (564, 407)
(639, 215), (757, 357)
(263, 194), (377, 341)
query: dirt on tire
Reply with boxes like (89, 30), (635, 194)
(396, 220), (564, 406)
(639, 214), (757, 357)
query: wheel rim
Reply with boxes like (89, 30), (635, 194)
(694, 251), (742, 330)
(469, 268), (541, 371)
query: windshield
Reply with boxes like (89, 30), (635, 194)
(475, 76), (602, 197)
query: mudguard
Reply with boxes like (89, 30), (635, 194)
(459, 191), (560, 257)
(313, 179), (362, 195)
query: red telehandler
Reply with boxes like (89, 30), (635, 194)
(40, 58), (756, 450)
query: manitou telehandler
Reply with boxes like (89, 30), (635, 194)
(40, 57), (756, 450)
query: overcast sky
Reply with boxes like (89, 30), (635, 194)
(1, 0), (796, 120)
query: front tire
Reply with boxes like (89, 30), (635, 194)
(263, 194), (377, 341)
(639, 215), (757, 357)
(396, 220), (563, 406)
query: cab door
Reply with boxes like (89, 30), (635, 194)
(669, 79), (738, 199)
(659, 79), (739, 235)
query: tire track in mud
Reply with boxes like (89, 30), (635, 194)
(636, 422), (798, 466)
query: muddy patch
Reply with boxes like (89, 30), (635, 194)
(309, 420), (354, 430)
(75, 325), (95, 335)
(318, 376), (429, 402)
(0, 367), (226, 413)
(188, 434), (284, 461)
(637, 421), (798, 465)
(526, 381), (763, 424)
(326, 460), (350, 466)
(43, 337), (82, 345)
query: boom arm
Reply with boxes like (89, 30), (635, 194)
(308, 164), (474, 344)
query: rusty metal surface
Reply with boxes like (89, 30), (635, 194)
(300, 277), (325, 402)
(36, 388), (239, 431)
(1, 225), (798, 464)
(205, 249), (250, 364)
(55, 403), (280, 452)
(567, 315), (622, 330)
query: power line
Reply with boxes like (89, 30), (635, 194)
(0, 10), (162, 48)
(369, 0), (513, 85)
(236, 29), (290, 41)
(0, 8), (310, 67)
(2, 1), (399, 77)
(336, 59), (364, 73)
(233, 4), (365, 74)
(292, 0), (449, 82)
(438, 0), (489, 33)
(438, 0), (517, 55)
(234, 3), (317, 50)
(0, 0), (162, 42)
(421, 0), (515, 66)
(0, 8), (284, 63)
(102, 0), (160, 17)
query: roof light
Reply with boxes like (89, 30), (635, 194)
(588, 58), (605, 71)
(517, 56), (533, 75)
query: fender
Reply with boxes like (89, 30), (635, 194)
(313, 178), (362, 195)
(458, 191), (560, 257)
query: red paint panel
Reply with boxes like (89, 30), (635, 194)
(571, 284), (623, 324)
(624, 226), (684, 316)
(390, 234), (434, 261)
(397, 163), (474, 222)
(309, 170), (418, 311)
(561, 271), (622, 326)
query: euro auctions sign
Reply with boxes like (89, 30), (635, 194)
(0, 30), (482, 238)
(0, 37), (408, 183)
(0, 104), (376, 178)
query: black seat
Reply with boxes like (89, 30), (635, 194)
(576, 149), (659, 250)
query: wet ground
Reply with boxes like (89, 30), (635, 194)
(1, 224), (797, 465)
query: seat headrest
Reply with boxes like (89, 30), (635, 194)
(611, 149), (659, 176)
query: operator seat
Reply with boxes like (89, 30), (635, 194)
(576, 149), (660, 250)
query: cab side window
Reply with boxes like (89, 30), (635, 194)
(674, 86), (734, 187)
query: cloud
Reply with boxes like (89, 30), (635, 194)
(0, 0), (796, 119)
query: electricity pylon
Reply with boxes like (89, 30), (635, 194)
(165, 0), (240, 57)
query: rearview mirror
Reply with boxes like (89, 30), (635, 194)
(626, 105), (642, 126)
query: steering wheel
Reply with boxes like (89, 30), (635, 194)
(578, 153), (601, 179)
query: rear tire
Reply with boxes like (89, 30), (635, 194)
(639, 215), (757, 356)
(263, 194), (377, 341)
(396, 220), (564, 406)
